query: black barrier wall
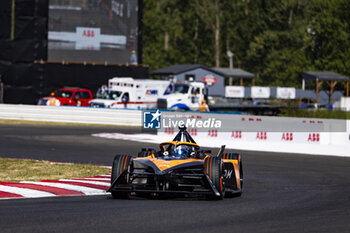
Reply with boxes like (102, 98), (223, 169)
(0, 0), (147, 105)
(0, 0), (48, 62)
(0, 0), (48, 104)
(0, 1), (11, 40)
(1, 62), (148, 104)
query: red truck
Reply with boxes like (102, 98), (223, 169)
(37, 88), (93, 107)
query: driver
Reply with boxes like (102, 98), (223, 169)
(174, 145), (196, 158)
(161, 143), (197, 158)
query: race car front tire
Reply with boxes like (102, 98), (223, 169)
(111, 154), (132, 199)
(204, 156), (225, 200)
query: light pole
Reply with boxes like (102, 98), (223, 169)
(226, 50), (234, 85)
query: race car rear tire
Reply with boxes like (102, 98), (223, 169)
(137, 151), (149, 158)
(137, 148), (156, 158)
(204, 156), (225, 200)
(223, 153), (243, 197)
(111, 154), (132, 199)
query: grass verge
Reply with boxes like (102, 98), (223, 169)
(0, 158), (110, 182)
(0, 118), (139, 127)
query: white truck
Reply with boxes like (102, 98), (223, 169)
(89, 77), (170, 109)
(157, 81), (207, 111)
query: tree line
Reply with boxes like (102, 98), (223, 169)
(142, 0), (350, 88)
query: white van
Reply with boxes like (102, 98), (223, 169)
(89, 77), (170, 109)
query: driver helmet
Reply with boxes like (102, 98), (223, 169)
(175, 146), (188, 157)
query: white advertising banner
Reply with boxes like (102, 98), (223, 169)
(225, 86), (245, 98)
(48, 27), (127, 51)
(277, 87), (296, 99)
(76, 27), (101, 50)
(251, 86), (270, 98)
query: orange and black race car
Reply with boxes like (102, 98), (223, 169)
(107, 126), (243, 200)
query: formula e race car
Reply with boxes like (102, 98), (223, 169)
(107, 126), (243, 200)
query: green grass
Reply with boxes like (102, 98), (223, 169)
(0, 118), (138, 127)
(0, 158), (110, 182)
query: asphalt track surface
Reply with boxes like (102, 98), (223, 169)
(0, 123), (350, 233)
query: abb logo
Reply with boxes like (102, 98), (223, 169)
(302, 120), (323, 124)
(82, 30), (95, 38)
(256, 132), (267, 140)
(208, 129), (218, 137)
(282, 132), (293, 141)
(231, 130), (242, 139)
(188, 128), (197, 136)
(242, 117), (262, 122)
(187, 115), (202, 119)
(308, 133), (320, 142)
(164, 127), (174, 135)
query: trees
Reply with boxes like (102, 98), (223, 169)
(142, 0), (182, 70)
(193, 0), (222, 67)
(142, 0), (350, 87)
(307, 0), (350, 76)
(246, 0), (312, 86)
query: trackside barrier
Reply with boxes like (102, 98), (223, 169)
(158, 112), (350, 157)
(0, 104), (349, 156)
(0, 104), (142, 126)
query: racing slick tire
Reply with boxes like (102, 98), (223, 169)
(223, 153), (243, 197)
(111, 154), (132, 199)
(204, 156), (225, 200)
(137, 151), (149, 158)
(136, 148), (155, 158)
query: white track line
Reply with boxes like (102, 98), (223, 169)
(59, 179), (110, 187)
(75, 178), (110, 181)
(21, 182), (107, 195)
(0, 185), (55, 198)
